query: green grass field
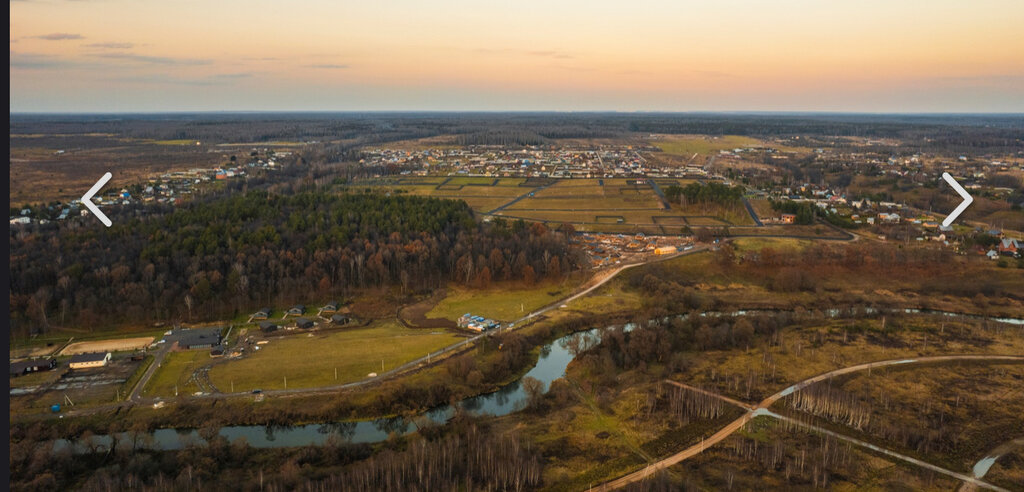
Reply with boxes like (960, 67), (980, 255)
(654, 135), (763, 155)
(427, 280), (583, 322)
(143, 350), (211, 398)
(206, 320), (461, 392)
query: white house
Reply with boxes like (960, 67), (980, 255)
(69, 352), (111, 369)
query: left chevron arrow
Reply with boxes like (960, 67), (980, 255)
(82, 172), (113, 227)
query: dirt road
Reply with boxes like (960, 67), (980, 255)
(766, 409), (1012, 492)
(595, 354), (1024, 491)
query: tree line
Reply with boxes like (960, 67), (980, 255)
(9, 418), (542, 491)
(9, 191), (581, 336)
(664, 182), (745, 207)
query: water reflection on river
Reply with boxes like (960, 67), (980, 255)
(54, 308), (1021, 452)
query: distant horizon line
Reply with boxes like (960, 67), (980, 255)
(11, 110), (1024, 117)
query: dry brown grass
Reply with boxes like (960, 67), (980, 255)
(60, 337), (154, 355)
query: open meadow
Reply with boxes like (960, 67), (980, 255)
(205, 320), (462, 393)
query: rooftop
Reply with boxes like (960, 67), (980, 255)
(70, 352), (109, 363)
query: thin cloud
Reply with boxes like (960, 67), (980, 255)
(34, 33), (84, 41)
(108, 75), (219, 86)
(106, 73), (255, 86)
(9, 51), (85, 69)
(92, 52), (212, 65)
(85, 42), (136, 49)
(691, 69), (732, 78)
(211, 72), (254, 79)
(475, 48), (573, 59)
(308, 63), (349, 69)
(527, 50), (573, 59)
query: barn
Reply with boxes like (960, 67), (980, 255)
(174, 327), (224, 350)
(10, 358), (57, 377)
(69, 352), (111, 369)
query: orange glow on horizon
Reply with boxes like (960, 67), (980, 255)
(11, 0), (1024, 112)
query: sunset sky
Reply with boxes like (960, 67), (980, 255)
(10, 0), (1024, 112)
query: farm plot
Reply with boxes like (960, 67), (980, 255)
(61, 337), (154, 355)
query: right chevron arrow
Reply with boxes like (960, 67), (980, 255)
(940, 172), (973, 227)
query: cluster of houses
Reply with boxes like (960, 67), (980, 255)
(250, 302), (351, 334)
(9, 352), (113, 377)
(981, 233), (1022, 260)
(10, 151), (284, 227)
(458, 314), (501, 332)
(363, 145), (706, 179)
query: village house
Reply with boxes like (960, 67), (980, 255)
(251, 307), (272, 320)
(998, 238), (1021, 257)
(10, 358), (57, 377)
(318, 301), (342, 316)
(69, 352), (111, 369)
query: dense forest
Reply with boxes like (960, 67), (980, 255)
(9, 191), (580, 336)
(12, 112), (1022, 153)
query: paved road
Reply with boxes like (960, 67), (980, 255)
(128, 343), (170, 401)
(647, 179), (671, 211)
(741, 196), (763, 226)
(595, 354), (1024, 491)
(486, 181), (554, 214)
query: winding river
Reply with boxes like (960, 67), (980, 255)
(53, 308), (1023, 453)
